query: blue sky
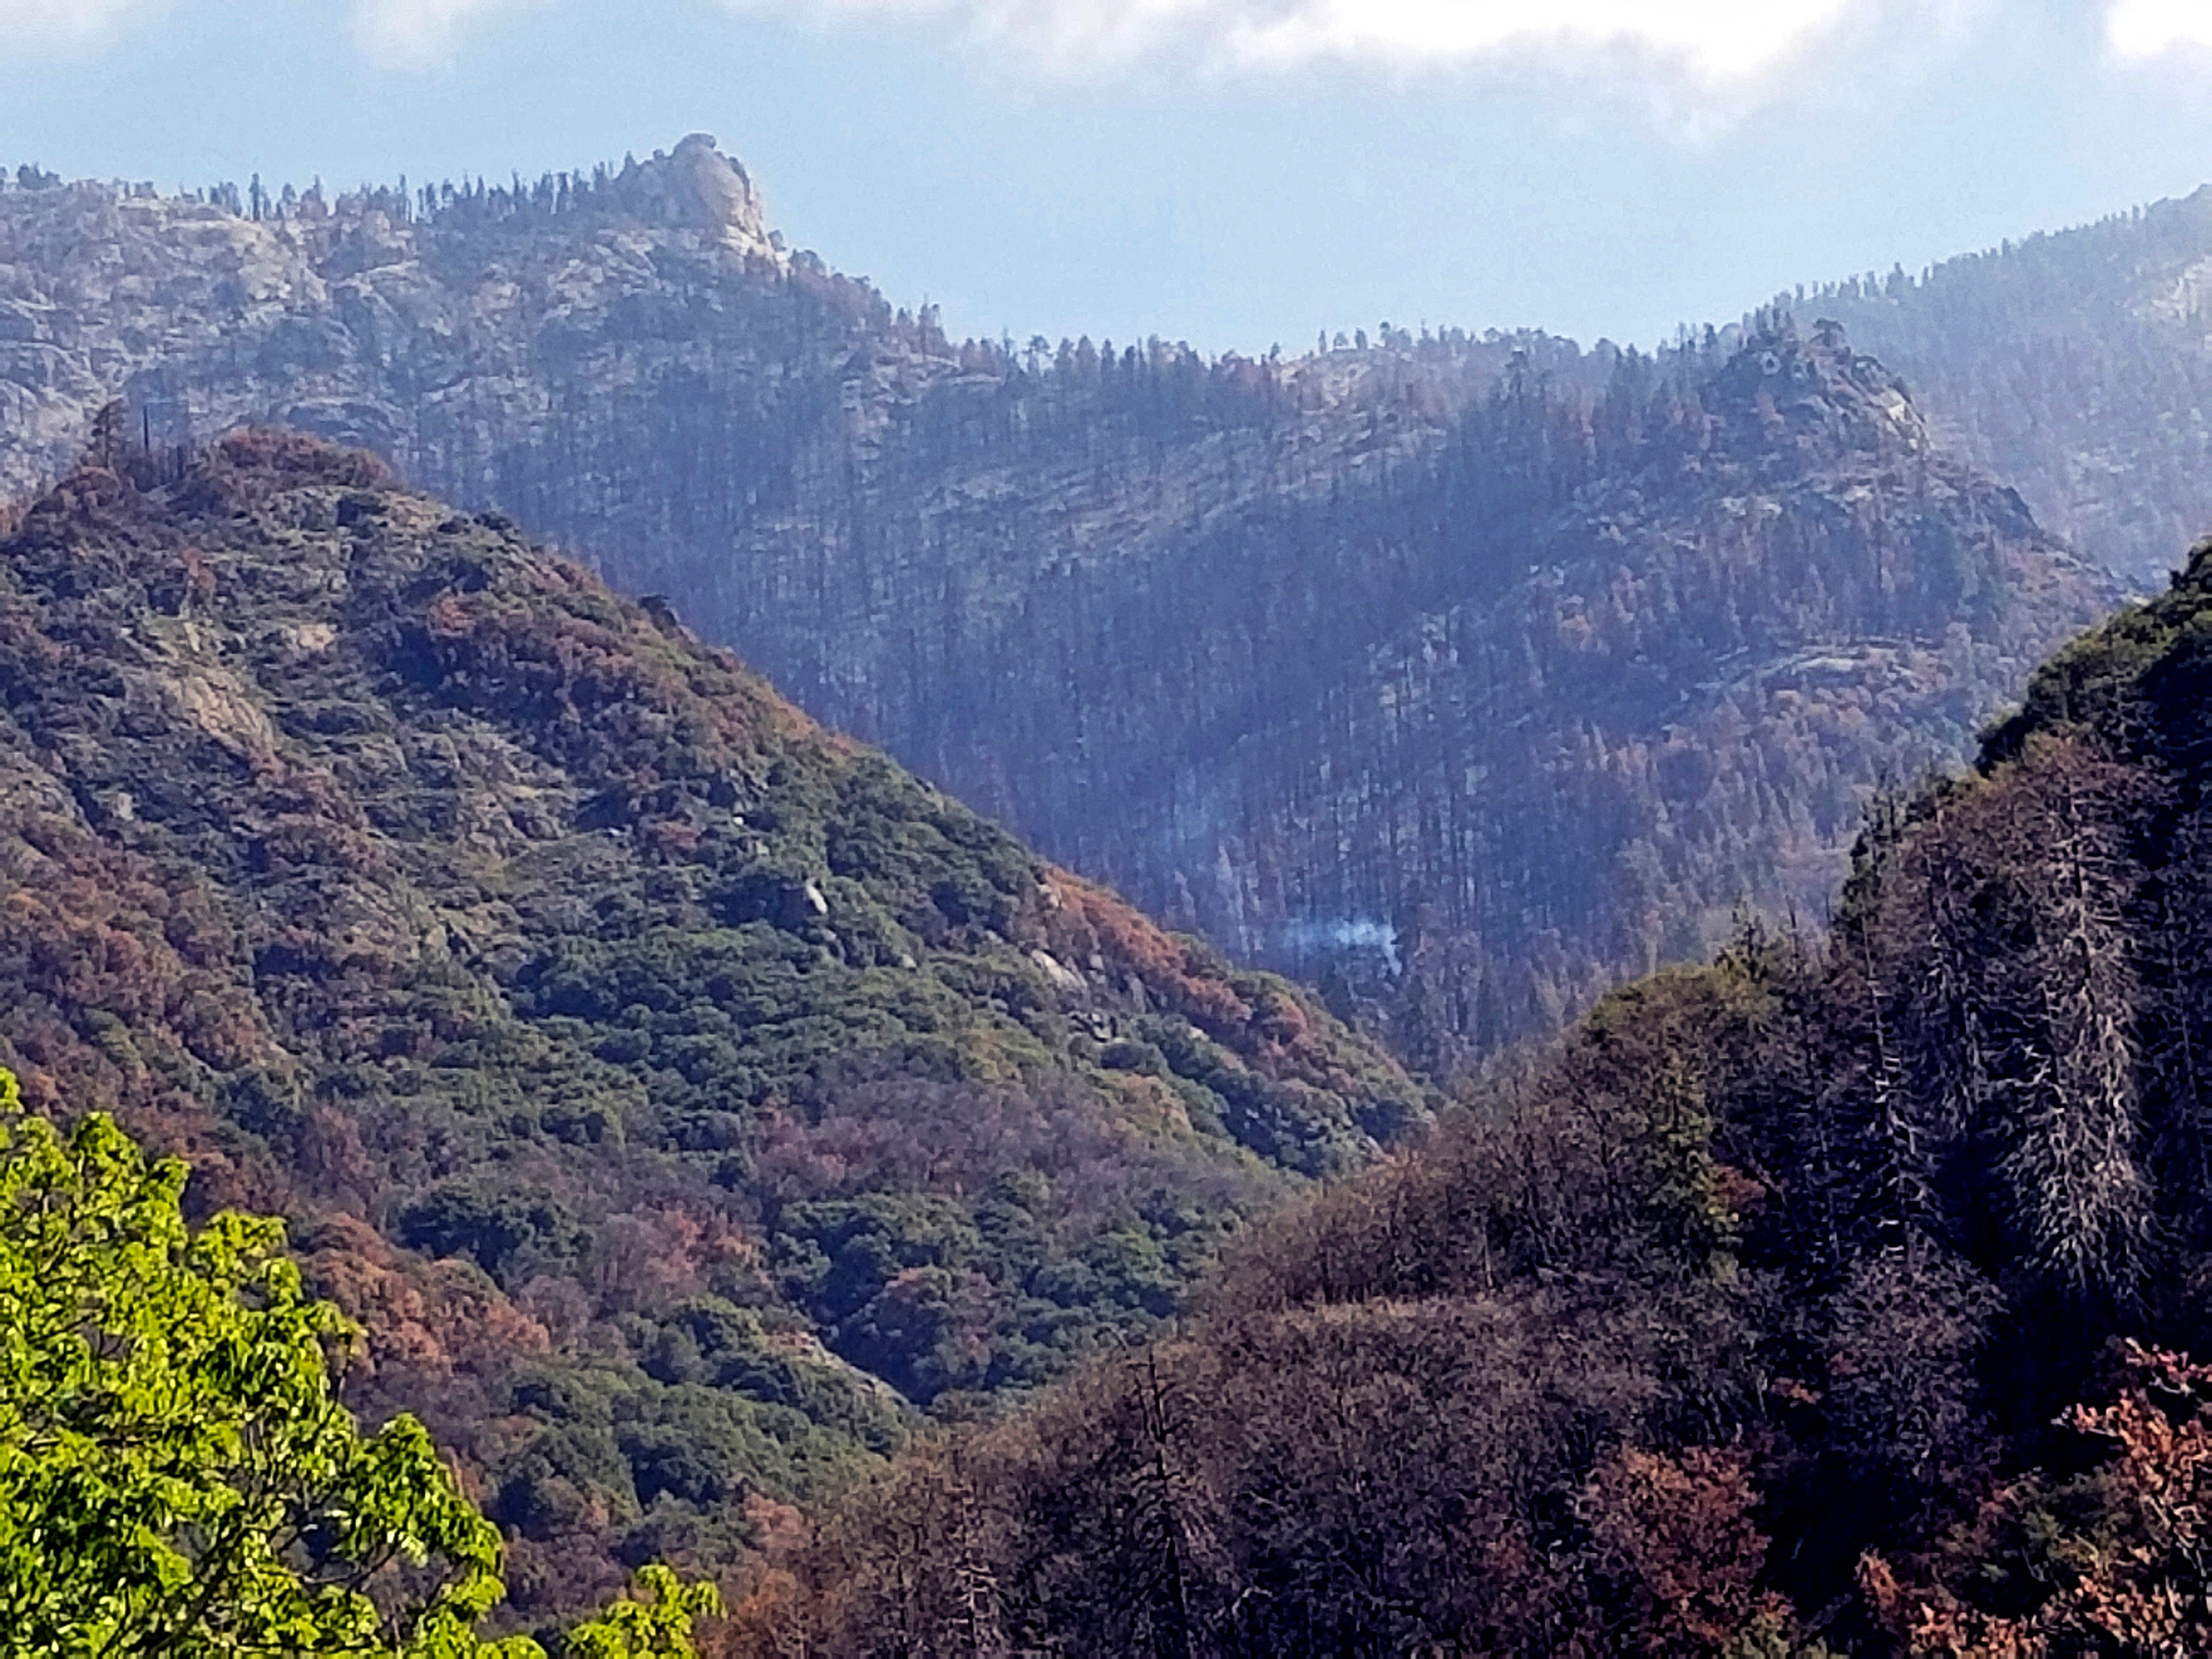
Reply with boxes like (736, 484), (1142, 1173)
(5, 0), (2212, 355)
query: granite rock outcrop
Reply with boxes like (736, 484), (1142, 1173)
(0, 150), (2118, 1060)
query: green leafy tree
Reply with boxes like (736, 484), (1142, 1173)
(0, 1068), (710, 1656)
(564, 1566), (722, 1658)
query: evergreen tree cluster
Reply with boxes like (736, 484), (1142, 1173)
(0, 430), (1421, 1620)
(748, 529), (2212, 1655)
(1791, 185), (2212, 582)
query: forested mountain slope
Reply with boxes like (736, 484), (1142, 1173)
(1114, 327), (2113, 1063)
(0, 431), (1418, 1623)
(0, 147), (2113, 1062)
(758, 532), (2212, 1656)
(1796, 184), (2212, 584)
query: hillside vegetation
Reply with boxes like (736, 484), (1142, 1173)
(0, 430), (1418, 1624)
(1799, 184), (2212, 583)
(0, 1066), (723, 1655)
(1094, 323), (2114, 1065)
(0, 150), (2114, 1065)
(749, 532), (2212, 1655)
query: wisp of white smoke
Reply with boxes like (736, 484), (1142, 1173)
(1278, 918), (1401, 975)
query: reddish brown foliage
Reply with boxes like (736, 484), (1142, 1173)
(1866, 1344), (2212, 1656)
(199, 427), (398, 497)
(1585, 1444), (1781, 1653)
(300, 1214), (552, 1376)
(1040, 870), (1392, 1102)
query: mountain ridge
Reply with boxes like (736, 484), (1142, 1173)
(749, 525), (2212, 1656)
(0, 144), (2122, 1066)
(0, 427), (1420, 1620)
(1782, 180), (2212, 583)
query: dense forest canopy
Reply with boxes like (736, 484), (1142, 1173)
(0, 429), (1418, 1623)
(1789, 184), (2212, 585)
(734, 529), (2212, 1655)
(0, 150), (2121, 1071)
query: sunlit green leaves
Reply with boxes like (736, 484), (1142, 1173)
(0, 1066), (535, 1653)
(564, 1566), (722, 1659)
(0, 1068), (732, 1653)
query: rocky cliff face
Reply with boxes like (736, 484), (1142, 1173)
(0, 147), (2115, 1061)
(0, 134), (789, 504)
(1789, 183), (2212, 585)
(1172, 333), (2114, 1056)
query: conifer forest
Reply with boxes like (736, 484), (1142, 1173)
(9, 85), (2212, 1656)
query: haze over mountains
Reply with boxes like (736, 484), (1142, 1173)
(1801, 184), (2212, 585)
(771, 507), (2212, 1659)
(16, 124), (2212, 1652)
(0, 135), (2181, 1065)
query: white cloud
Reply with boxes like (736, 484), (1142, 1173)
(0, 0), (156, 54)
(0, 0), (2110, 93)
(721, 0), (1870, 83)
(2108, 0), (2212, 58)
(352, 0), (523, 65)
(81, 0), (1976, 90)
(1230, 0), (1856, 85)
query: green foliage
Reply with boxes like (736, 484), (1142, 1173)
(0, 438), (1422, 1613)
(398, 1183), (587, 1285)
(0, 1067), (724, 1656)
(563, 1566), (721, 1659)
(0, 1067), (529, 1655)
